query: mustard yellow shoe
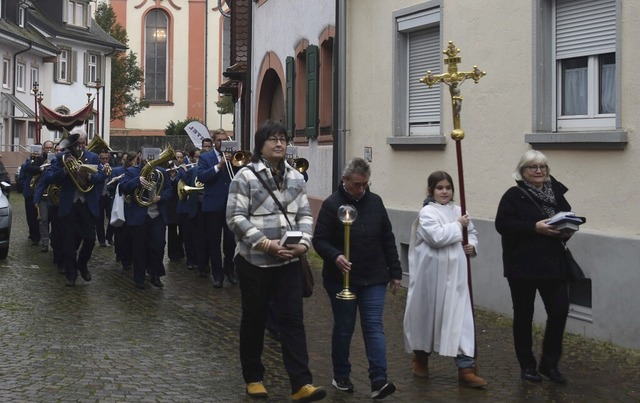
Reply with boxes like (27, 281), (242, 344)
(291, 384), (327, 402)
(246, 382), (268, 399)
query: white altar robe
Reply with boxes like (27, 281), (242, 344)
(403, 202), (478, 357)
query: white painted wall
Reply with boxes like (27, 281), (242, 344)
(346, 0), (640, 349)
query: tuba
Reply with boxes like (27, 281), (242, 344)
(62, 151), (98, 193)
(87, 134), (112, 153)
(134, 145), (176, 206)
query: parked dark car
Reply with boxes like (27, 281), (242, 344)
(0, 182), (12, 259)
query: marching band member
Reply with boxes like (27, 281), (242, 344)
(95, 149), (112, 247)
(29, 141), (55, 252)
(49, 128), (107, 287)
(20, 146), (42, 246)
(167, 150), (186, 262)
(180, 157), (200, 270)
(107, 151), (137, 270)
(119, 148), (173, 290)
(196, 130), (237, 287)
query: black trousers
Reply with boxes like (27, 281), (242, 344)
(204, 210), (236, 282)
(130, 215), (166, 285)
(507, 278), (569, 370)
(113, 223), (132, 267)
(167, 222), (185, 261)
(49, 205), (61, 266)
(236, 255), (312, 392)
(24, 194), (40, 242)
(179, 212), (196, 266)
(60, 201), (96, 281)
(95, 194), (110, 244)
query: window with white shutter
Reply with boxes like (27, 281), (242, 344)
(392, 3), (442, 141)
(555, 0), (616, 130)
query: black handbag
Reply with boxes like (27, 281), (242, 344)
(247, 166), (314, 297)
(565, 246), (585, 283)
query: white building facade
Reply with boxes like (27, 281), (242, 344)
(343, 0), (640, 349)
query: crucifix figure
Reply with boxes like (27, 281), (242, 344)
(420, 41), (485, 141)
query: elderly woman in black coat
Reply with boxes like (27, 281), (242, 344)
(495, 150), (573, 385)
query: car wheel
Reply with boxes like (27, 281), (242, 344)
(0, 246), (8, 259)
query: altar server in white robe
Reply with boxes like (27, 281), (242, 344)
(403, 171), (487, 388)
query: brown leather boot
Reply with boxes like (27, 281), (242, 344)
(458, 367), (488, 388)
(412, 353), (429, 378)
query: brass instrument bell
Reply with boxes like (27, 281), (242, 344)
(292, 158), (309, 173)
(176, 179), (204, 201)
(231, 150), (251, 167)
(87, 134), (112, 153)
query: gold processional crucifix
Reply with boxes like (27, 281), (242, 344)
(420, 41), (486, 141)
(419, 41), (486, 312)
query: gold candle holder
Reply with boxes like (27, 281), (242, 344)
(337, 204), (357, 300)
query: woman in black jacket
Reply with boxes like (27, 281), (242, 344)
(495, 150), (573, 385)
(313, 157), (402, 400)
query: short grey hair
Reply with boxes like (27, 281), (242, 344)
(512, 149), (550, 181)
(342, 157), (371, 179)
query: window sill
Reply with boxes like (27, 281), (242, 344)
(524, 130), (627, 150)
(387, 135), (447, 150)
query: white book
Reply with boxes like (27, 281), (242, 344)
(279, 231), (303, 246)
(547, 211), (586, 233)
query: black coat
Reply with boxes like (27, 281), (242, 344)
(312, 185), (402, 286)
(495, 177), (571, 280)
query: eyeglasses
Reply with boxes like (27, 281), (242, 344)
(524, 165), (548, 172)
(266, 136), (287, 144)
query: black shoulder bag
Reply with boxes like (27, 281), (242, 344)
(517, 187), (585, 283)
(246, 166), (314, 297)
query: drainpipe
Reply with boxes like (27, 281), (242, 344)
(332, 0), (346, 190)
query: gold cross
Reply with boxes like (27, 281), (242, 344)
(420, 41), (486, 141)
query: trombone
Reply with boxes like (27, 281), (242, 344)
(220, 147), (251, 179)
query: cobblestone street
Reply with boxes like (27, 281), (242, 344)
(0, 197), (638, 401)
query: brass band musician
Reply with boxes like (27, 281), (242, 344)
(119, 147), (173, 290)
(49, 128), (107, 287)
(28, 141), (55, 252)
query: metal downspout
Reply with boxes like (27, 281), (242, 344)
(333, 0), (346, 190)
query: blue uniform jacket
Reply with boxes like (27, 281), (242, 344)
(196, 150), (232, 213)
(119, 165), (173, 226)
(49, 150), (105, 217)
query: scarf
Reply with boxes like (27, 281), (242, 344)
(522, 180), (557, 217)
(259, 157), (285, 190)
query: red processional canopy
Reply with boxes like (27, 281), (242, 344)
(39, 102), (94, 131)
